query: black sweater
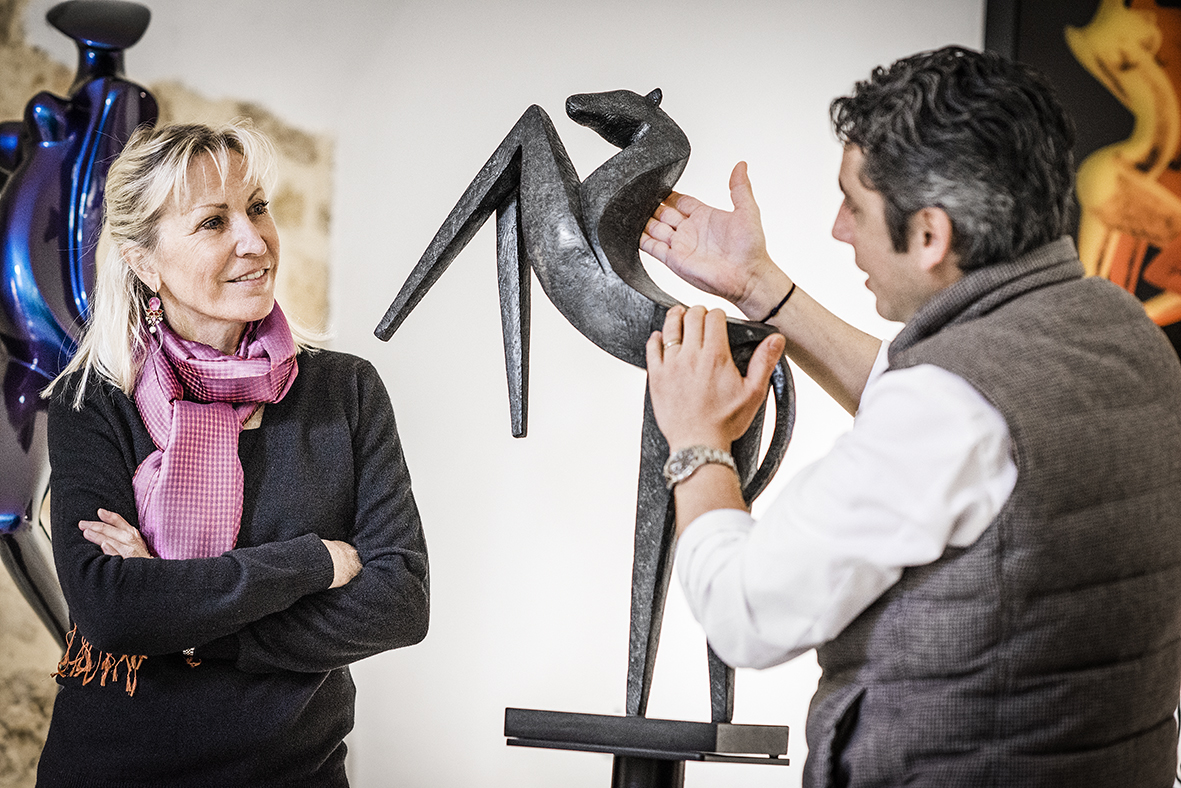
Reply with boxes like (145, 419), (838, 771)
(37, 349), (429, 787)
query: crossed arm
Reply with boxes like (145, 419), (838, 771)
(49, 361), (428, 672)
(80, 505), (361, 589)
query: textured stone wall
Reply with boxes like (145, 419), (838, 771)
(0, 579), (55, 788)
(0, 1), (333, 785)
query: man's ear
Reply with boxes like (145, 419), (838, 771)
(910, 206), (957, 275)
(123, 245), (160, 293)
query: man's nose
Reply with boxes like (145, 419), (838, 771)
(832, 203), (853, 244)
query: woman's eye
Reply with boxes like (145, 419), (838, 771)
(250, 200), (270, 216)
(200, 216), (223, 230)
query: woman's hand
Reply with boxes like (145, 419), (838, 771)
(322, 540), (362, 589)
(646, 305), (785, 453)
(79, 509), (154, 558)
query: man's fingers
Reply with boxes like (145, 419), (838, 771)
(702, 308), (732, 354)
(728, 161), (748, 190)
(647, 331), (665, 367)
(681, 305), (708, 349)
(641, 218), (674, 262)
(653, 200), (686, 227)
(728, 161), (760, 216)
(645, 216), (673, 244)
(640, 231), (668, 262)
(745, 333), (786, 396)
(665, 191), (701, 218)
(661, 305), (686, 349)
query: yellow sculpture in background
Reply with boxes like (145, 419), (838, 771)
(1067, 0), (1181, 326)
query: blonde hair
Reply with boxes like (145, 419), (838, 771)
(44, 119), (319, 408)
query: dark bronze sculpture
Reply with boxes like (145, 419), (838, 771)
(0, 0), (157, 648)
(377, 89), (794, 783)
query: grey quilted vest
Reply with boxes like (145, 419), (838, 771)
(804, 238), (1181, 788)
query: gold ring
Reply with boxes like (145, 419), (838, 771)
(663, 339), (681, 350)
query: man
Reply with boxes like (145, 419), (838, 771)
(641, 46), (1181, 787)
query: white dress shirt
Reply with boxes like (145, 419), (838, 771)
(675, 343), (1018, 669)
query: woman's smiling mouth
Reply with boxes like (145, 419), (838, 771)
(231, 268), (268, 283)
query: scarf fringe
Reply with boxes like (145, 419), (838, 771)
(54, 624), (147, 697)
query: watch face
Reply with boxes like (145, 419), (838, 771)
(664, 446), (734, 489)
(667, 455), (694, 476)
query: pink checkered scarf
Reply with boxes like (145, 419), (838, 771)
(132, 304), (298, 559)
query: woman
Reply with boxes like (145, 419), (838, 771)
(36, 121), (429, 786)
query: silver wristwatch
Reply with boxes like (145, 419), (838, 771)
(663, 445), (738, 490)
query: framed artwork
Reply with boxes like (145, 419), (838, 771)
(986, 0), (1181, 356)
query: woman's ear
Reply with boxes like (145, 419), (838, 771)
(123, 245), (160, 293)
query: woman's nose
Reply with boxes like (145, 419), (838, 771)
(234, 216), (267, 255)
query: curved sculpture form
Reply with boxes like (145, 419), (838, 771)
(1067, 0), (1181, 327)
(377, 89), (795, 722)
(0, 0), (157, 648)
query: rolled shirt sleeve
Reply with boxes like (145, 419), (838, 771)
(676, 345), (1017, 669)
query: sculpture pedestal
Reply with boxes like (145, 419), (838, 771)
(611, 755), (683, 788)
(505, 708), (789, 788)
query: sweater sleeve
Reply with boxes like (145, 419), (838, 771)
(217, 359), (429, 673)
(48, 384), (337, 657)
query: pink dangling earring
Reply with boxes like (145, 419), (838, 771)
(145, 295), (164, 333)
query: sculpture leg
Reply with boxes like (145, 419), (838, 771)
(495, 190), (530, 437)
(706, 645), (735, 724)
(694, 348), (776, 723)
(376, 105), (592, 439)
(375, 104), (580, 343)
(737, 358), (796, 504)
(374, 142), (523, 341)
(626, 386), (675, 717)
(628, 360), (790, 722)
(695, 397), (767, 724)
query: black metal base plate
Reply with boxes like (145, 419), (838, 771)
(504, 708), (789, 766)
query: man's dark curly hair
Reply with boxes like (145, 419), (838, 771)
(830, 46), (1077, 270)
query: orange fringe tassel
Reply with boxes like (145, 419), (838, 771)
(54, 624), (147, 697)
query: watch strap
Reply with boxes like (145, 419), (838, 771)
(663, 445), (738, 490)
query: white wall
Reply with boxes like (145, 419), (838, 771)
(24, 2), (983, 785)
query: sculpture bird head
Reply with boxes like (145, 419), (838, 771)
(566, 88), (664, 149)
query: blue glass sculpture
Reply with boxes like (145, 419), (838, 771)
(0, 0), (157, 648)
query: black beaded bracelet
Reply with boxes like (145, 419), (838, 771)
(760, 282), (797, 322)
